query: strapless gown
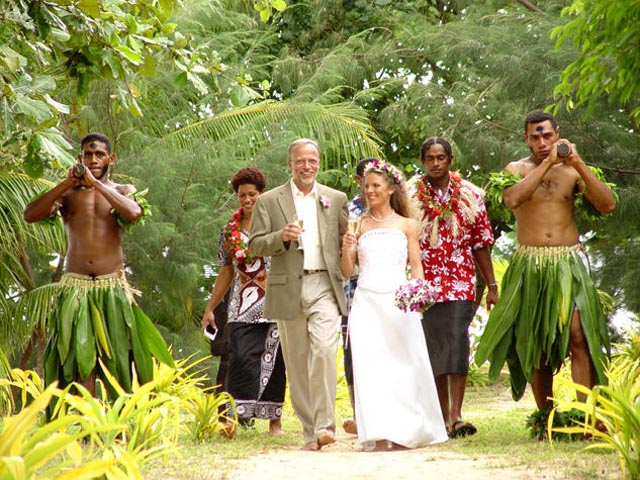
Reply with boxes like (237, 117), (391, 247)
(349, 228), (448, 449)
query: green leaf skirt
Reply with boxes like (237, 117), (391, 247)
(39, 272), (174, 393)
(475, 244), (610, 401)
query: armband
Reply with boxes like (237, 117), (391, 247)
(110, 188), (152, 231)
(574, 166), (618, 224)
(484, 170), (521, 226)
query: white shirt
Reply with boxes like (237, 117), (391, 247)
(290, 180), (327, 271)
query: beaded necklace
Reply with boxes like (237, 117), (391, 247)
(223, 208), (254, 264)
(369, 210), (395, 223)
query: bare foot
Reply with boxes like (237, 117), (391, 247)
(368, 440), (392, 452)
(301, 441), (320, 451)
(390, 442), (409, 451)
(317, 431), (336, 447)
(218, 421), (237, 439)
(343, 418), (358, 435)
(269, 419), (284, 436)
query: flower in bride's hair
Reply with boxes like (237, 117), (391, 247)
(319, 195), (331, 208)
(394, 278), (438, 313)
(363, 159), (403, 185)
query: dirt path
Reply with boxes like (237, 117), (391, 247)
(225, 386), (547, 480)
(225, 432), (538, 480)
(216, 381), (622, 480)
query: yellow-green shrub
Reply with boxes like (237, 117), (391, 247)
(551, 334), (640, 480)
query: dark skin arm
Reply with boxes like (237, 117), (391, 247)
(23, 166), (142, 223)
(24, 164), (142, 276)
(473, 247), (498, 311)
(201, 265), (234, 329)
(563, 143), (616, 214)
(23, 168), (79, 223)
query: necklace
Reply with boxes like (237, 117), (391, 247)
(369, 210), (395, 223)
(223, 208), (254, 264)
(416, 171), (463, 222)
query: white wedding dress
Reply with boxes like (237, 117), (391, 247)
(349, 228), (448, 449)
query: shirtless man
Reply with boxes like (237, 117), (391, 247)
(24, 132), (173, 395)
(476, 110), (616, 409)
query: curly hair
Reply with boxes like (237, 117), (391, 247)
(231, 167), (267, 193)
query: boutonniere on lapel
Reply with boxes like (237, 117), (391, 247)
(319, 195), (331, 209)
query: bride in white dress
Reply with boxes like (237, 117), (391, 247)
(341, 159), (448, 451)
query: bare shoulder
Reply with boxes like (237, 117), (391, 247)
(112, 182), (136, 196)
(506, 157), (534, 176)
(399, 215), (419, 236)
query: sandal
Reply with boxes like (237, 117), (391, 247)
(449, 420), (477, 438)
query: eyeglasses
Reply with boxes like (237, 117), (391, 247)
(292, 159), (319, 167)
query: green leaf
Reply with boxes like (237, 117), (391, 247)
(186, 72), (208, 96)
(42, 95), (70, 115)
(74, 293), (96, 380)
(77, 0), (101, 17)
(35, 129), (75, 168)
(132, 305), (175, 368)
(105, 292), (132, 391)
(50, 28), (71, 43)
(230, 85), (250, 107)
(57, 290), (78, 364)
(89, 296), (112, 359)
(13, 95), (51, 122)
(140, 53), (157, 78)
(114, 45), (143, 65)
(0, 45), (26, 72)
(127, 95), (144, 118)
(272, 0), (287, 11)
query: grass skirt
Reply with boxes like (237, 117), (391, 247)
(475, 245), (610, 400)
(38, 272), (174, 393)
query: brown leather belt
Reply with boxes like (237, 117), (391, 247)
(303, 269), (326, 275)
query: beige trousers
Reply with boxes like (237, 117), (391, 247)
(276, 271), (341, 444)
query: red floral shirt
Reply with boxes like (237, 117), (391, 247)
(417, 179), (494, 303)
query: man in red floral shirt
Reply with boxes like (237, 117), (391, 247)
(414, 137), (498, 438)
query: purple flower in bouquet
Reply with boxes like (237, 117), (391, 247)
(394, 278), (438, 313)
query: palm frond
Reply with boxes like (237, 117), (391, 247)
(0, 173), (67, 289)
(141, 100), (384, 169)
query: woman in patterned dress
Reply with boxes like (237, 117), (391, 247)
(202, 167), (286, 436)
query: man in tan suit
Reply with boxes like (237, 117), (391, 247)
(249, 138), (348, 451)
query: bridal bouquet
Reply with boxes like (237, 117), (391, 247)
(394, 278), (438, 313)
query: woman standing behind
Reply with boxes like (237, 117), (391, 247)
(202, 167), (286, 437)
(341, 159), (447, 451)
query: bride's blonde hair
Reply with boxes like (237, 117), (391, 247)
(362, 159), (416, 219)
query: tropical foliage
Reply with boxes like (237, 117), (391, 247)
(550, 331), (640, 479)
(0, 0), (222, 177)
(552, 0), (640, 124)
(0, 357), (234, 478)
(1, 0), (639, 410)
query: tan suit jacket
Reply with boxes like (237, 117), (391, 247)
(249, 182), (348, 320)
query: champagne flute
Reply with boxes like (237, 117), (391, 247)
(292, 213), (304, 250)
(347, 215), (359, 234)
(347, 214), (359, 250)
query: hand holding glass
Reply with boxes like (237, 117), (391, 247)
(347, 215), (359, 250)
(292, 214), (304, 250)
